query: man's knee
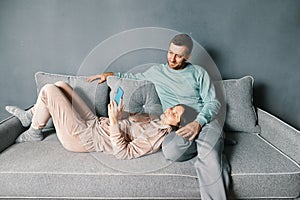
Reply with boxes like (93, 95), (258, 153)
(162, 131), (196, 162)
(196, 120), (224, 160)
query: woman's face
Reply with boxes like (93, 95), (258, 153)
(160, 105), (185, 126)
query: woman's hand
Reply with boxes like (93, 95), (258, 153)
(87, 72), (114, 84)
(108, 99), (125, 125)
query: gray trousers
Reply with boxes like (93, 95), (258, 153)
(162, 120), (230, 200)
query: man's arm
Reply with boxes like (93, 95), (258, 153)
(87, 65), (158, 84)
(176, 70), (220, 141)
(87, 72), (114, 84)
(195, 71), (221, 126)
(86, 71), (144, 84)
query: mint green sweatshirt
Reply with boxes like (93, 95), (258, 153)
(116, 63), (220, 127)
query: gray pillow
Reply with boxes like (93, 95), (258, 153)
(35, 72), (109, 119)
(106, 76), (163, 117)
(222, 76), (260, 133)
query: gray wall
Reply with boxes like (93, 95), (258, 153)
(1, 0), (299, 130)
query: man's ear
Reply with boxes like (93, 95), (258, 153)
(185, 53), (192, 60)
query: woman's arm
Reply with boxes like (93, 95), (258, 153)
(109, 123), (154, 160)
(108, 100), (166, 159)
(108, 101), (171, 159)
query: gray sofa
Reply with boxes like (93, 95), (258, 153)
(0, 71), (299, 199)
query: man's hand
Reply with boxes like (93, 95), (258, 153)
(176, 121), (202, 141)
(87, 72), (114, 84)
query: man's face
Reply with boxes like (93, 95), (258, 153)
(167, 43), (191, 70)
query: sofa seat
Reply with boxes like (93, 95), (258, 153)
(225, 132), (300, 199)
(0, 127), (299, 199)
(0, 131), (200, 199)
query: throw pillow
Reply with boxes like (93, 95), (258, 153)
(35, 72), (109, 129)
(221, 76), (260, 133)
(106, 76), (163, 117)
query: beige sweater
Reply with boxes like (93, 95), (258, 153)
(94, 116), (172, 160)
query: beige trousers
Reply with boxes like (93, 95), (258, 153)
(32, 81), (98, 152)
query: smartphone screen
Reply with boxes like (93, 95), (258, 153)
(114, 86), (124, 106)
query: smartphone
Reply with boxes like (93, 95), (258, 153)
(114, 86), (124, 106)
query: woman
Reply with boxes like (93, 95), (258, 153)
(6, 81), (197, 160)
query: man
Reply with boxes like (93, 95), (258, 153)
(87, 34), (230, 199)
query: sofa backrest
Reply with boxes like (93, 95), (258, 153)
(35, 71), (260, 133)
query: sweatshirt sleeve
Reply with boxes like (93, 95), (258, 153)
(195, 71), (221, 127)
(115, 65), (159, 80)
(115, 71), (146, 80)
(109, 123), (154, 160)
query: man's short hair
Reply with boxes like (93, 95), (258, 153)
(170, 34), (193, 55)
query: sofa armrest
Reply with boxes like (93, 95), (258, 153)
(0, 116), (27, 153)
(257, 108), (300, 165)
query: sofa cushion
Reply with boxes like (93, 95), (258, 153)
(35, 71), (109, 118)
(221, 76), (260, 133)
(107, 76), (163, 117)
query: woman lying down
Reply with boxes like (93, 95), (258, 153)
(6, 81), (197, 160)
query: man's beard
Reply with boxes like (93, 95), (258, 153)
(168, 60), (188, 70)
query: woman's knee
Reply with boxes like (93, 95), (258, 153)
(54, 81), (70, 88)
(40, 83), (57, 94)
